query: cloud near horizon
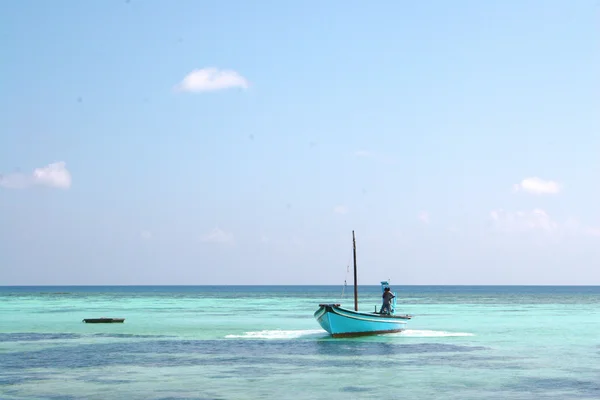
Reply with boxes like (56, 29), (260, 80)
(490, 208), (557, 233)
(354, 150), (373, 158)
(199, 227), (235, 244)
(0, 161), (72, 189)
(353, 150), (395, 165)
(176, 67), (249, 92)
(418, 211), (430, 224)
(333, 205), (349, 214)
(513, 177), (560, 195)
(585, 228), (600, 237)
(489, 209), (600, 239)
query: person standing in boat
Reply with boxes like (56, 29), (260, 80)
(380, 287), (395, 314)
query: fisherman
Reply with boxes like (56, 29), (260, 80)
(380, 287), (395, 315)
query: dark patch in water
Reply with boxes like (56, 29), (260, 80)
(93, 333), (175, 339)
(341, 386), (370, 392)
(423, 354), (526, 371)
(0, 339), (490, 371)
(313, 341), (488, 357)
(79, 377), (132, 384)
(155, 396), (225, 400)
(0, 389), (19, 397)
(505, 377), (600, 398)
(0, 332), (174, 343)
(206, 375), (232, 379)
(0, 333), (80, 342)
(0, 373), (49, 385)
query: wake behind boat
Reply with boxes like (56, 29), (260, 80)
(314, 231), (412, 337)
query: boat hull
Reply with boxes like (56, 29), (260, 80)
(314, 304), (410, 337)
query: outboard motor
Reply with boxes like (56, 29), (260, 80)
(380, 281), (397, 315)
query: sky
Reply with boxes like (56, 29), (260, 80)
(1, 0), (599, 285)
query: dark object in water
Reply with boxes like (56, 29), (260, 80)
(82, 318), (125, 323)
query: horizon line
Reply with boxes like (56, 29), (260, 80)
(2, 284), (600, 287)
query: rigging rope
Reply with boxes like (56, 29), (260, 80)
(339, 252), (351, 301)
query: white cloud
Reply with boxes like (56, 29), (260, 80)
(489, 208), (558, 233)
(513, 177), (560, 195)
(290, 236), (305, 248)
(176, 67), (249, 92)
(418, 211), (430, 224)
(0, 161), (72, 189)
(490, 210), (600, 240)
(140, 230), (152, 240)
(353, 150), (395, 165)
(257, 233), (305, 248)
(585, 227), (600, 237)
(333, 205), (349, 214)
(200, 228), (234, 244)
(354, 150), (373, 158)
(259, 235), (270, 244)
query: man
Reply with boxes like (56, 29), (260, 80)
(381, 287), (395, 315)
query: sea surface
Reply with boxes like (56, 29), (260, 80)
(1, 285), (599, 399)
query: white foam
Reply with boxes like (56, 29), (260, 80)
(395, 329), (475, 337)
(225, 329), (326, 339)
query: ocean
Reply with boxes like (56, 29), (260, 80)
(1, 285), (599, 399)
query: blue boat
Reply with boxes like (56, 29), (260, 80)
(314, 231), (412, 337)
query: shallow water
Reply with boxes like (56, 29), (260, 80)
(1, 285), (599, 399)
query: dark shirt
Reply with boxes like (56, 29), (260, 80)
(382, 291), (395, 305)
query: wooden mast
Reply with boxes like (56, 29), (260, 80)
(352, 230), (358, 311)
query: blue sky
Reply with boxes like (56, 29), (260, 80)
(1, 0), (599, 285)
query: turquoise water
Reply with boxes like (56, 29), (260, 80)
(1, 286), (600, 399)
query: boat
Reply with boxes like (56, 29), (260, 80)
(314, 231), (412, 337)
(82, 318), (125, 323)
